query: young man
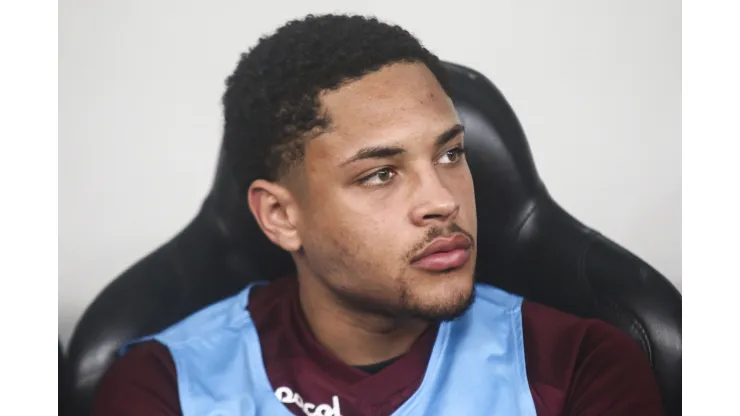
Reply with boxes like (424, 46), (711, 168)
(92, 14), (663, 416)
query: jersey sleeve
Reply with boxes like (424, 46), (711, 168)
(563, 320), (664, 415)
(521, 300), (663, 415)
(91, 341), (183, 416)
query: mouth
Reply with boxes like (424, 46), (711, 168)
(410, 233), (473, 272)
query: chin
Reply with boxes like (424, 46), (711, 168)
(405, 270), (476, 322)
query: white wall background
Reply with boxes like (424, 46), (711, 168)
(59, 0), (681, 345)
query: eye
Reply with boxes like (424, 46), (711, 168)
(358, 168), (396, 186)
(438, 146), (466, 164)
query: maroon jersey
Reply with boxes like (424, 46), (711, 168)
(92, 278), (663, 415)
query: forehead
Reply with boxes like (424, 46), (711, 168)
(308, 63), (459, 160)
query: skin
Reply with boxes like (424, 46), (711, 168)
(248, 62), (477, 366)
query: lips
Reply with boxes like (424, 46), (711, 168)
(410, 234), (472, 272)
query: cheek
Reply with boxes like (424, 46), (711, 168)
(310, 201), (405, 269)
(462, 177), (477, 218)
(448, 168), (477, 213)
(336, 215), (397, 257)
(449, 173), (478, 239)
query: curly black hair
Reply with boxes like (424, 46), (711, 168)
(221, 14), (449, 190)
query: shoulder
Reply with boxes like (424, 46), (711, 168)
(521, 300), (663, 415)
(153, 279), (283, 347)
(520, 300), (649, 371)
(521, 300), (620, 355)
(92, 280), (284, 416)
(133, 283), (266, 351)
(92, 341), (181, 415)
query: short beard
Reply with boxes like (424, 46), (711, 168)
(402, 287), (476, 322)
(329, 281), (476, 323)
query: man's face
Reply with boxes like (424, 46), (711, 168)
(295, 62), (477, 321)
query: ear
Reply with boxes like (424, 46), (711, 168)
(247, 179), (303, 252)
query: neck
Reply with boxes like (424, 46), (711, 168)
(296, 273), (429, 367)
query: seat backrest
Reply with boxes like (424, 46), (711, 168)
(59, 340), (71, 416)
(66, 61), (681, 415)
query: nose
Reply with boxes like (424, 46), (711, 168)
(408, 171), (460, 227)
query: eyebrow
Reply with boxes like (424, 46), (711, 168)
(339, 123), (465, 167)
